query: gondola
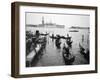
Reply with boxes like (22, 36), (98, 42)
(50, 36), (57, 39)
(79, 43), (89, 63)
(56, 42), (61, 49)
(62, 47), (75, 65)
(66, 40), (73, 48)
(55, 38), (61, 49)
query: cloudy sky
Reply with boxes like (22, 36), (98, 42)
(26, 12), (90, 27)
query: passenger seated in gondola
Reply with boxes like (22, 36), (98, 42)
(33, 30), (41, 44)
(35, 30), (40, 37)
(63, 43), (75, 65)
(51, 34), (54, 41)
(55, 35), (61, 48)
(63, 44), (70, 57)
(56, 35), (61, 42)
(66, 34), (71, 41)
(66, 34), (73, 48)
(32, 30), (40, 43)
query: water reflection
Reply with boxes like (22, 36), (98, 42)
(26, 27), (89, 67)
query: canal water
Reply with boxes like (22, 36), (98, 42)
(26, 26), (89, 67)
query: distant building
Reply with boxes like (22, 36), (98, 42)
(26, 16), (65, 28)
(70, 26), (90, 29)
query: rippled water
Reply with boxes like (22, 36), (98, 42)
(26, 26), (89, 48)
(26, 26), (90, 66)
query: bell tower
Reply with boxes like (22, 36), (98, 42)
(42, 16), (44, 25)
